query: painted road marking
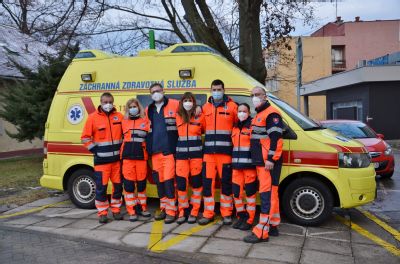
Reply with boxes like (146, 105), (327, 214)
(358, 209), (400, 242)
(336, 215), (400, 257)
(148, 216), (220, 252)
(0, 200), (70, 219)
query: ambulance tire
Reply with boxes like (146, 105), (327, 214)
(282, 177), (333, 226)
(67, 169), (96, 209)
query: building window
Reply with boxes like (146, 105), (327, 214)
(332, 101), (362, 121)
(265, 53), (279, 70)
(331, 46), (346, 70)
(266, 78), (279, 92)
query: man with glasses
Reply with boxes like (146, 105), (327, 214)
(244, 86), (284, 243)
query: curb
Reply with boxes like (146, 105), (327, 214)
(0, 224), (211, 264)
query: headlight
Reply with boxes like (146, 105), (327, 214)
(339, 152), (371, 168)
(384, 142), (392, 156)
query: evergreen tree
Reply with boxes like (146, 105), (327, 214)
(0, 44), (79, 142)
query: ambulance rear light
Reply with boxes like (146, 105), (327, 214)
(179, 68), (194, 79)
(81, 72), (96, 82)
(44, 141), (48, 159)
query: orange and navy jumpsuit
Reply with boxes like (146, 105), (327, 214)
(146, 97), (179, 217)
(81, 107), (123, 216)
(250, 100), (283, 240)
(231, 117), (257, 225)
(121, 115), (150, 216)
(176, 113), (205, 218)
(202, 95), (238, 219)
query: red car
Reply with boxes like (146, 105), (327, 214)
(320, 120), (395, 178)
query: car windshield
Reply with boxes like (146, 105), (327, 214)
(322, 123), (377, 139)
(269, 97), (322, 130)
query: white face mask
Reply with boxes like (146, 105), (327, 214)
(151, 92), (164, 102)
(237, 111), (249, 121)
(101, 103), (113, 113)
(183, 101), (193, 111)
(252, 96), (263, 108)
(129, 107), (139, 116)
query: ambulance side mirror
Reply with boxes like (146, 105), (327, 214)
(282, 122), (297, 140)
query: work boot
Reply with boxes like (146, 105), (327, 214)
(243, 233), (269, 244)
(187, 215), (197, 224)
(269, 226), (279, 237)
(99, 215), (108, 224)
(176, 216), (186, 225)
(113, 213), (123, 220)
(140, 210), (152, 218)
(164, 214), (176, 224)
(154, 210), (167, 221)
(129, 214), (138, 222)
(198, 216), (214, 225)
(223, 216), (232, 225)
(232, 217), (245, 229)
(239, 221), (252, 231)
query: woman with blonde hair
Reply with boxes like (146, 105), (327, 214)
(121, 98), (151, 221)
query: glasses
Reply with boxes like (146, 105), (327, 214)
(250, 93), (266, 97)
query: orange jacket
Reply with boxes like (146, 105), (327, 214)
(231, 117), (254, 169)
(203, 95), (238, 155)
(250, 101), (283, 165)
(121, 116), (150, 160)
(81, 106), (123, 165)
(176, 113), (205, 160)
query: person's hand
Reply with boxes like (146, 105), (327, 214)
(265, 160), (274, 171)
(195, 105), (202, 117)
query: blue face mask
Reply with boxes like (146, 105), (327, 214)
(129, 107), (139, 116)
(212, 91), (224, 101)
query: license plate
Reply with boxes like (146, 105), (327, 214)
(374, 162), (380, 169)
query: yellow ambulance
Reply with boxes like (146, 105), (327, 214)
(41, 43), (376, 226)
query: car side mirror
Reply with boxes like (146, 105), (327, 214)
(377, 133), (384, 139)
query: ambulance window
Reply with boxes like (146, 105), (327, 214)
(137, 94), (207, 108)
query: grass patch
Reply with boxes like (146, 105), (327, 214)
(0, 155), (50, 206)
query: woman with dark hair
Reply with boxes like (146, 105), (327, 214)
(121, 98), (151, 222)
(175, 92), (205, 224)
(231, 103), (257, 230)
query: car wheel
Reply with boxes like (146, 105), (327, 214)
(380, 171), (394, 179)
(67, 169), (96, 209)
(282, 177), (334, 226)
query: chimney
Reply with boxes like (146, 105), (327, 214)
(355, 16), (360, 22)
(336, 16), (342, 23)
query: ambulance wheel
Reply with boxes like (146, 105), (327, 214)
(67, 169), (96, 209)
(282, 177), (333, 226)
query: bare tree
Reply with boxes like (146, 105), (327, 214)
(90, 0), (313, 83)
(0, 0), (104, 52)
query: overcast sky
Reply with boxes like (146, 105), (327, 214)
(294, 0), (400, 36)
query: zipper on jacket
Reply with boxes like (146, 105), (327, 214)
(186, 121), (190, 159)
(107, 114), (114, 154)
(132, 119), (135, 157)
(213, 105), (217, 153)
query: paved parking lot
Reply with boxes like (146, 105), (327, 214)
(0, 151), (399, 264)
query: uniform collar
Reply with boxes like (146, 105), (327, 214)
(255, 100), (271, 113)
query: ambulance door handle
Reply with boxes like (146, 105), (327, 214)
(366, 116), (373, 122)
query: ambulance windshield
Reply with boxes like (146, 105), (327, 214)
(269, 97), (323, 131)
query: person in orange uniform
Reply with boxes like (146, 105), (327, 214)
(244, 87), (284, 243)
(81, 92), (123, 224)
(121, 98), (151, 222)
(146, 83), (180, 224)
(198, 79), (238, 226)
(175, 92), (205, 224)
(231, 103), (257, 231)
